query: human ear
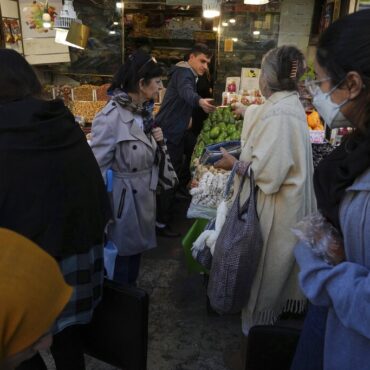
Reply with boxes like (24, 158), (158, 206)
(345, 71), (366, 100)
(138, 78), (145, 91)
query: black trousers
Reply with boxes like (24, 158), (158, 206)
(156, 139), (184, 225)
(178, 131), (197, 189)
(16, 325), (86, 370)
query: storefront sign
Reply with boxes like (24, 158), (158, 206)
(224, 38), (233, 52)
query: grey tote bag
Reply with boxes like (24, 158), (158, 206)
(207, 167), (263, 314)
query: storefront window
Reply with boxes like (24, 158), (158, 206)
(214, 2), (280, 101)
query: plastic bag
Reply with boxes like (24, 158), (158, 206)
(104, 240), (118, 280)
(291, 212), (345, 265)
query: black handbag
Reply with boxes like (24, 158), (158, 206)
(245, 320), (303, 370)
(83, 278), (149, 370)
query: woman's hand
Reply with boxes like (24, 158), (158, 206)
(231, 102), (246, 118)
(152, 127), (164, 143)
(214, 147), (237, 170)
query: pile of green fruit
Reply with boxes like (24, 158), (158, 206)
(192, 106), (243, 159)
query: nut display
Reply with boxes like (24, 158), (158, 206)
(70, 101), (107, 123)
(72, 84), (96, 101)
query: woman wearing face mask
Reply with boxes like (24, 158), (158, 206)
(291, 9), (370, 370)
(214, 45), (316, 334)
(91, 50), (165, 285)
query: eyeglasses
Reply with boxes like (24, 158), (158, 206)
(304, 77), (331, 96)
(138, 56), (158, 74)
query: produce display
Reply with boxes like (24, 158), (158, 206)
(191, 106), (243, 162)
(70, 101), (107, 123)
(95, 84), (111, 101)
(189, 164), (230, 209)
(307, 110), (324, 131)
(72, 85), (96, 101)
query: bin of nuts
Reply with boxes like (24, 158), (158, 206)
(70, 101), (107, 123)
(95, 83), (111, 102)
(72, 84), (96, 101)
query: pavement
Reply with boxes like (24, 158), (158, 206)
(42, 197), (243, 370)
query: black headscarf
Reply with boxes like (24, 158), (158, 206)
(0, 97), (111, 257)
(314, 133), (370, 230)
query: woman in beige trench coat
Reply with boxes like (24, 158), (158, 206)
(215, 45), (317, 334)
(91, 50), (164, 284)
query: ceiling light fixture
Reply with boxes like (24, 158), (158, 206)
(202, 0), (221, 18)
(244, 0), (269, 5)
(253, 30), (260, 35)
(229, 18), (236, 23)
(222, 21), (228, 26)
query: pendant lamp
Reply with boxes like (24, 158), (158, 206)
(244, 0), (269, 4)
(202, 0), (221, 18)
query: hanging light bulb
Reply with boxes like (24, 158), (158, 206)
(202, 0), (221, 19)
(244, 0), (269, 4)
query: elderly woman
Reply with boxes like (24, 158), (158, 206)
(215, 45), (316, 334)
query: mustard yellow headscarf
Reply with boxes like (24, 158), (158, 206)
(0, 228), (72, 361)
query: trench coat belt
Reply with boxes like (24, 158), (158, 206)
(113, 167), (158, 191)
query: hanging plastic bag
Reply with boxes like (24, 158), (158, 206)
(104, 169), (118, 280)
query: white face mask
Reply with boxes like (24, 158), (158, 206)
(312, 84), (351, 129)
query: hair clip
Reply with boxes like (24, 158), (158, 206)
(290, 59), (298, 79)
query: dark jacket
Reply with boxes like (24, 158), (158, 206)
(0, 97), (111, 257)
(155, 62), (201, 145)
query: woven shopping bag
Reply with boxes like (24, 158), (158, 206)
(207, 167), (263, 314)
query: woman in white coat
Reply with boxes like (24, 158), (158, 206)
(91, 50), (164, 284)
(215, 46), (316, 334)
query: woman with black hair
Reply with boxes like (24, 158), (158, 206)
(291, 9), (370, 370)
(0, 49), (111, 370)
(91, 50), (164, 284)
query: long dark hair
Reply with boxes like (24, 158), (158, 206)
(109, 49), (163, 94)
(317, 9), (370, 134)
(0, 49), (42, 103)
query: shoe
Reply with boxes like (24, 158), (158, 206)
(156, 226), (181, 238)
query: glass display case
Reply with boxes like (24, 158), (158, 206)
(213, 2), (281, 101)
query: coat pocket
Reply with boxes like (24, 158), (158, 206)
(117, 187), (126, 218)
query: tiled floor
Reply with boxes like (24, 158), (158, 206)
(42, 197), (243, 370)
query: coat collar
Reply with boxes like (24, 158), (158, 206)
(115, 103), (154, 149)
(267, 90), (299, 105)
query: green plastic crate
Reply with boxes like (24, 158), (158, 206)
(181, 218), (210, 274)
